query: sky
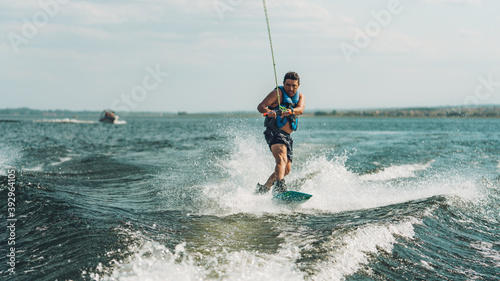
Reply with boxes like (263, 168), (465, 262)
(1, 0), (499, 113)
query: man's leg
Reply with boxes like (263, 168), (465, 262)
(263, 143), (289, 189)
(272, 143), (288, 182)
(284, 158), (292, 176)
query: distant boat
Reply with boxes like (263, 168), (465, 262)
(99, 110), (119, 124)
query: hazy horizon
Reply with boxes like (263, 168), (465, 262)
(2, 104), (499, 115)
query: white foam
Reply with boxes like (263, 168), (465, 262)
(0, 145), (19, 176)
(23, 164), (44, 172)
(313, 219), (418, 280)
(102, 218), (421, 281)
(302, 161), (483, 213)
(50, 157), (72, 166)
(101, 241), (205, 281)
(33, 118), (97, 124)
(360, 161), (433, 181)
(102, 240), (304, 281)
(191, 131), (292, 216)
(180, 125), (484, 216)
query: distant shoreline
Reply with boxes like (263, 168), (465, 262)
(1, 106), (500, 119)
(310, 106), (500, 118)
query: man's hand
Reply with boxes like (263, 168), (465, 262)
(281, 109), (293, 117)
(266, 111), (277, 118)
(263, 109), (292, 118)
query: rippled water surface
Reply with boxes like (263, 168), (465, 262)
(0, 116), (499, 280)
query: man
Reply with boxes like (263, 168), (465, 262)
(256, 71), (305, 195)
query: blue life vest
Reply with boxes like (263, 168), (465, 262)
(267, 86), (299, 131)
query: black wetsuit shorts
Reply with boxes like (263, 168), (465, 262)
(264, 128), (293, 161)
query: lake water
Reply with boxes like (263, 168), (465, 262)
(0, 116), (499, 280)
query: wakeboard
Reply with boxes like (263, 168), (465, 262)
(272, 191), (312, 204)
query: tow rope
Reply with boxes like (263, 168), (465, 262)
(262, 0), (286, 112)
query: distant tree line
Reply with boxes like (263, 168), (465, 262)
(313, 107), (500, 118)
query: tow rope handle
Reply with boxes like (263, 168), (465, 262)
(263, 109), (292, 117)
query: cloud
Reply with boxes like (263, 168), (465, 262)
(2, 0), (500, 111)
(458, 29), (484, 38)
(60, 2), (199, 25)
(371, 31), (421, 54)
(421, 0), (481, 5)
(0, 0), (214, 26)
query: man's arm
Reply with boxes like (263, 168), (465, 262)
(291, 93), (305, 115)
(257, 89), (280, 114)
(278, 93), (305, 117)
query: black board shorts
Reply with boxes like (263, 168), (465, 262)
(264, 128), (293, 161)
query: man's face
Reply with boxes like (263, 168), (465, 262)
(283, 79), (300, 96)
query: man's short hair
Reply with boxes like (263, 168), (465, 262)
(283, 71), (300, 84)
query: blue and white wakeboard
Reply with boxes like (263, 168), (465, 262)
(272, 191), (312, 204)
